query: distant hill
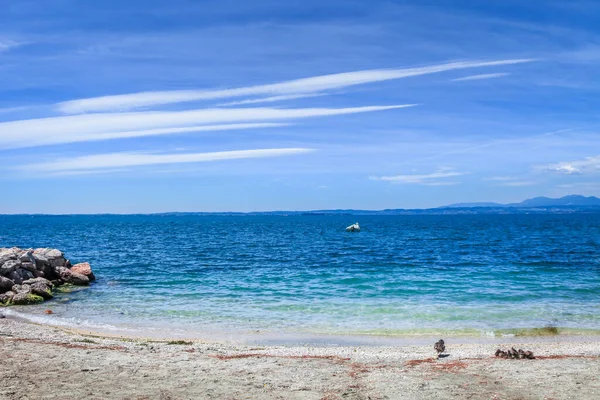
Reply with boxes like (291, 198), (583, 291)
(509, 195), (600, 207)
(444, 195), (600, 209)
(444, 202), (505, 208)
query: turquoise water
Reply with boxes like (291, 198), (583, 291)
(1, 214), (599, 339)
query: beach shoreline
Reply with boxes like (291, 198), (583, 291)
(5, 305), (600, 347)
(2, 315), (599, 399)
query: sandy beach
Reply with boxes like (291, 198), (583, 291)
(1, 317), (598, 400)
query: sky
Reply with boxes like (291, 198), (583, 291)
(1, 0), (600, 213)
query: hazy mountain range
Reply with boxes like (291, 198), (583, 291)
(444, 195), (600, 208)
(3, 195), (600, 216)
(178, 195), (600, 215)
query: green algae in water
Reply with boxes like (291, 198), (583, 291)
(496, 326), (563, 337)
(167, 340), (193, 345)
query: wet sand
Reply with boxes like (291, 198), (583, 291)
(1, 317), (599, 399)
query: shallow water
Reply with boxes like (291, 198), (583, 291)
(1, 214), (599, 340)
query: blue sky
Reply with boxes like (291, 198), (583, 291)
(1, 0), (600, 213)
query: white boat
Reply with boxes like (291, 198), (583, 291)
(345, 222), (360, 232)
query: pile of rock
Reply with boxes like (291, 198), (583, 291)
(0, 247), (95, 306)
(495, 348), (535, 359)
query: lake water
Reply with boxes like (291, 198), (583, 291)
(2, 214), (599, 342)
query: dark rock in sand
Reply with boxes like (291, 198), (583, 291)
(495, 348), (535, 360)
(511, 347), (520, 359)
(524, 351), (535, 359)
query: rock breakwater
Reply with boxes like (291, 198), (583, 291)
(0, 247), (95, 306)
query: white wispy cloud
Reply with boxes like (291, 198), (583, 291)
(56, 59), (534, 114)
(18, 148), (315, 174)
(0, 106), (32, 114)
(542, 155), (600, 175)
(485, 176), (518, 181)
(0, 105), (413, 149)
(217, 94), (326, 107)
(452, 72), (511, 82)
(497, 181), (537, 187)
(557, 182), (600, 189)
(483, 176), (537, 187)
(0, 39), (23, 52)
(369, 168), (464, 184)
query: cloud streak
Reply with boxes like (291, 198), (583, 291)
(0, 105), (413, 149)
(56, 59), (534, 114)
(370, 168), (465, 184)
(0, 39), (23, 52)
(217, 94), (326, 107)
(18, 148), (315, 174)
(452, 72), (511, 81)
(542, 155), (600, 175)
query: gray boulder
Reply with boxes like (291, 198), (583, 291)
(55, 266), (71, 279)
(33, 270), (46, 278)
(32, 253), (49, 270)
(6, 270), (23, 285)
(17, 268), (34, 281)
(22, 277), (53, 288)
(33, 248), (65, 267)
(42, 265), (58, 280)
(30, 282), (53, 299)
(12, 292), (44, 305)
(20, 262), (37, 272)
(0, 276), (15, 292)
(12, 284), (31, 295)
(19, 250), (35, 263)
(69, 272), (90, 286)
(0, 249), (18, 265)
(1, 260), (21, 276)
(45, 249), (63, 259)
(0, 291), (15, 304)
(49, 257), (66, 268)
(1, 247), (94, 306)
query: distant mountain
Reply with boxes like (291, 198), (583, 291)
(509, 195), (600, 207)
(443, 195), (600, 209)
(4, 195), (600, 217)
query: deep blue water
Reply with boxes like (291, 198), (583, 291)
(1, 214), (599, 338)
